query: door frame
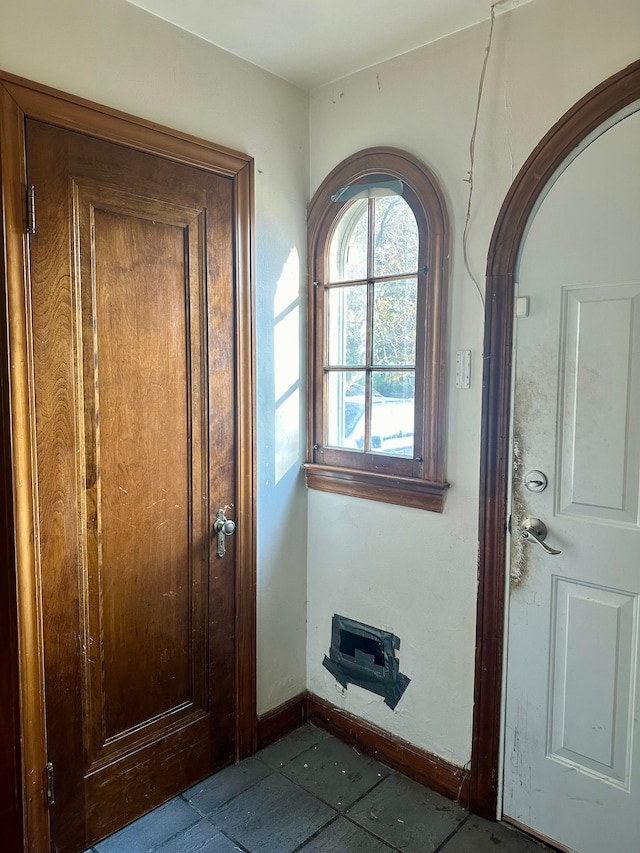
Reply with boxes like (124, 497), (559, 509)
(469, 57), (640, 819)
(0, 71), (257, 852)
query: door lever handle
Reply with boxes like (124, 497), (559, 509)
(214, 507), (236, 558)
(520, 517), (561, 555)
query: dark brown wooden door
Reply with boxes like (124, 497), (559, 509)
(27, 119), (237, 853)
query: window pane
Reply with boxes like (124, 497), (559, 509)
(373, 195), (418, 277)
(370, 371), (415, 457)
(373, 279), (417, 366)
(327, 371), (366, 450)
(328, 284), (367, 366)
(328, 198), (368, 282)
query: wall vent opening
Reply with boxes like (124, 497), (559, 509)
(339, 630), (385, 666)
(323, 614), (410, 710)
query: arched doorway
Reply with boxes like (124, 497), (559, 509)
(471, 58), (640, 837)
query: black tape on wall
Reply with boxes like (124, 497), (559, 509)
(322, 614), (410, 710)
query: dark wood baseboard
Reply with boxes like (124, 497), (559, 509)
(255, 692), (470, 808)
(306, 693), (470, 808)
(256, 692), (307, 750)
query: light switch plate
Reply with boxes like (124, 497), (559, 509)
(455, 350), (471, 389)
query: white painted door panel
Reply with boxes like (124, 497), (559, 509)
(504, 108), (640, 853)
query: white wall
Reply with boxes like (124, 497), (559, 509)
(3, 0), (639, 772)
(0, 0), (310, 715)
(307, 0), (640, 766)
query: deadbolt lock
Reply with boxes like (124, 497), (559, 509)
(523, 469), (548, 492)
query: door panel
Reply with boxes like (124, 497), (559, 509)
(27, 119), (237, 852)
(78, 186), (209, 769)
(558, 283), (640, 525)
(504, 108), (640, 852)
(548, 578), (636, 787)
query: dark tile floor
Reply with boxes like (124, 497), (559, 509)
(84, 724), (552, 853)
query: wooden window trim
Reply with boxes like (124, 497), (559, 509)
(305, 147), (450, 511)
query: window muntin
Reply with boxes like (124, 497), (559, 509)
(328, 198), (368, 282)
(325, 193), (419, 459)
(373, 279), (417, 366)
(373, 195), (419, 278)
(306, 149), (450, 511)
(327, 284), (366, 365)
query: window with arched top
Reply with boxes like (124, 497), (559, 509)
(305, 148), (450, 511)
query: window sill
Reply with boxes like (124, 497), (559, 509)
(302, 463), (449, 512)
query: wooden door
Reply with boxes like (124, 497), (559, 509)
(27, 119), (237, 852)
(503, 109), (640, 852)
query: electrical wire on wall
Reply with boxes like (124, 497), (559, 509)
(462, 1), (508, 306)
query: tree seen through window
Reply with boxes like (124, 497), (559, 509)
(327, 193), (418, 455)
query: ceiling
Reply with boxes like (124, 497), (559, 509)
(124, 0), (531, 91)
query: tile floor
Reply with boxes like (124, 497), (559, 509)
(84, 724), (553, 853)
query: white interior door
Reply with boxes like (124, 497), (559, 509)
(503, 106), (640, 853)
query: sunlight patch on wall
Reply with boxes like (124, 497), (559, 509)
(273, 248), (302, 484)
(274, 247), (300, 316)
(274, 307), (300, 400)
(275, 389), (301, 483)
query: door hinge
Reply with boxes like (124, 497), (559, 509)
(45, 761), (54, 807)
(26, 184), (36, 234)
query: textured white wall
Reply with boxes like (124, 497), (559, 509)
(2, 0), (639, 768)
(0, 0), (310, 715)
(307, 0), (640, 766)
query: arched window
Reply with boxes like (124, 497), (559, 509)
(305, 148), (450, 511)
